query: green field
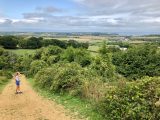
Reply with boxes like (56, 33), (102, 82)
(6, 49), (36, 55)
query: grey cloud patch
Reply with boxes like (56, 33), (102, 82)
(71, 0), (160, 32)
(0, 19), (12, 27)
(36, 6), (62, 13)
(23, 12), (52, 19)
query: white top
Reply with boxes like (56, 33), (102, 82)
(15, 75), (20, 81)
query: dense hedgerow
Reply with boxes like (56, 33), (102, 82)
(34, 62), (87, 96)
(34, 62), (110, 101)
(97, 77), (160, 120)
(113, 44), (160, 79)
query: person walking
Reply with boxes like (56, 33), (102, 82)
(14, 72), (22, 94)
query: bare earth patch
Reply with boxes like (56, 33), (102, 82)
(0, 75), (76, 120)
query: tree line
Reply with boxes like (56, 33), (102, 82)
(0, 35), (89, 49)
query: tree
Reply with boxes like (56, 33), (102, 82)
(67, 40), (80, 48)
(0, 36), (18, 49)
(19, 37), (42, 49)
(42, 39), (67, 48)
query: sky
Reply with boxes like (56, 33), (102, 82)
(0, 0), (160, 34)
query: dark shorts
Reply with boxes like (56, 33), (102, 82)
(16, 81), (20, 86)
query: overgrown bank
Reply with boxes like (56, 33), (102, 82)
(0, 70), (12, 93)
(29, 78), (104, 120)
(1, 38), (160, 119)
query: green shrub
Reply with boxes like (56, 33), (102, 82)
(41, 46), (63, 61)
(33, 48), (44, 60)
(74, 48), (91, 67)
(33, 46), (63, 63)
(60, 47), (75, 62)
(14, 54), (33, 74)
(43, 45), (63, 56)
(90, 54), (115, 81)
(35, 62), (89, 96)
(35, 61), (110, 101)
(0, 76), (8, 85)
(47, 55), (60, 65)
(113, 44), (160, 80)
(97, 77), (160, 120)
(30, 60), (48, 76)
(0, 70), (12, 79)
(0, 49), (17, 70)
(61, 47), (92, 67)
(99, 40), (107, 55)
(0, 47), (4, 55)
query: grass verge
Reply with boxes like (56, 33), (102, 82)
(0, 76), (10, 93)
(28, 78), (104, 120)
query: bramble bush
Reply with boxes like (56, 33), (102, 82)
(29, 60), (48, 76)
(34, 61), (110, 101)
(33, 46), (62, 63)
(14, 54), (33, 75)
(41, 46), (63, 62)
(0, 47), (17, 70)
(60, 47), (92, 67)
(97, 77), (160, 120)
(0, 70), (12, 89)
(113, 44), (160, 79)
(35, 62), (87, 96)
(90, 54), (116, 82)
(33, 47), (44, 60)
(0, 70), (12, 79)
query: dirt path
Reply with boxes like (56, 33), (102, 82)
(0, 75), (76, 120)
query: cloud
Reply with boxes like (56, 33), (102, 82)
(70, 0), (160, 32)
(36, 6), (62, 13)
(0, 19), (12, 27)
(1, 1), (160, 34)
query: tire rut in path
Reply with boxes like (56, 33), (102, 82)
(0, 75), (76, 120)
